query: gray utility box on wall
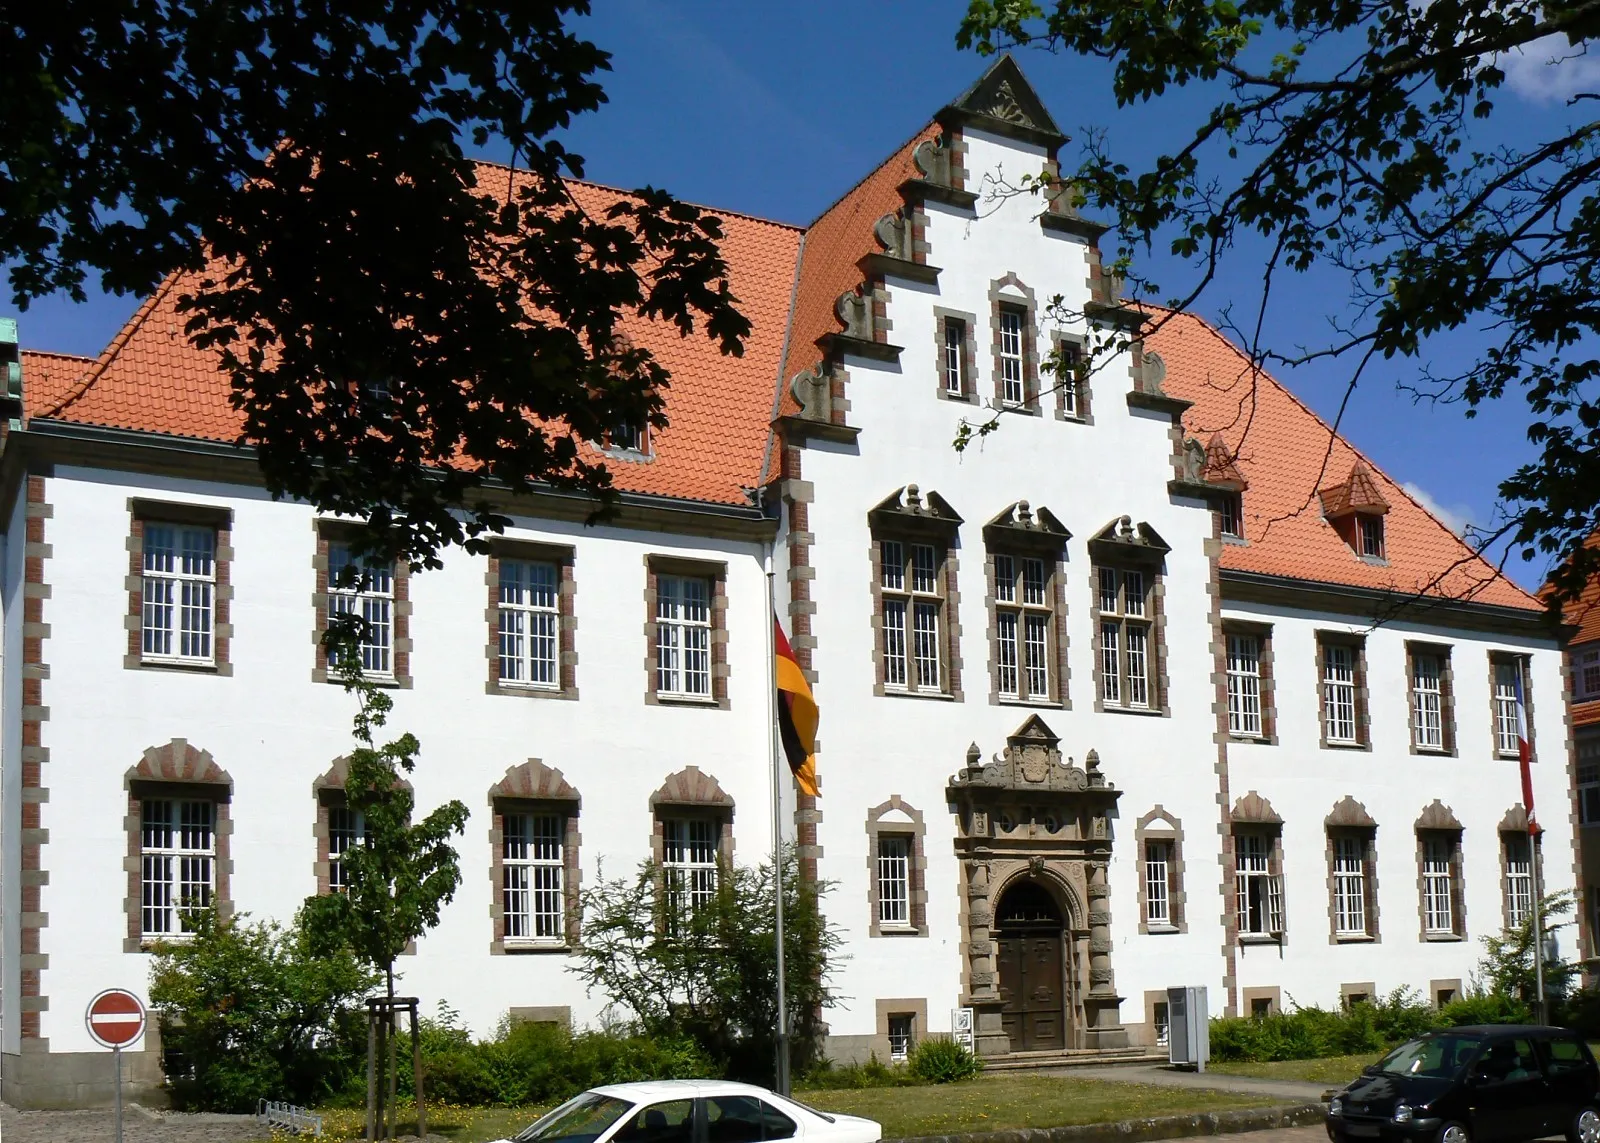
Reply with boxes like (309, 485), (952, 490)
(1166, 986), (1210, 1071)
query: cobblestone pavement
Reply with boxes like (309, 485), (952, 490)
(0, 1102), (270, 1143)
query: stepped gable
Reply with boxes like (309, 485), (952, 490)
(1148, 308), (1538, 611)
(26, 169), (803, 509)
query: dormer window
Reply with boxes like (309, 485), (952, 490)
(1219, 493), (1244, 540)
(608, 422), (648, 454)
(1317, 461), (1389, 561)
(1358, 516), (1384, 558)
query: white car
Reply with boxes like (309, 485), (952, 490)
(491, 1079), (883, 1143)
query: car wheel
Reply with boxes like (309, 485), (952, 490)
(1570, 1107), (1600, 1143)
(1437, 1123), (1470, 1143)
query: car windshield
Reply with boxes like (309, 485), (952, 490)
(514, 1093), (634, 1143)
(1376, 1034), (1484, 1079)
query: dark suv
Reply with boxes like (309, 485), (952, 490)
(1326, 1026), (1600, 1143)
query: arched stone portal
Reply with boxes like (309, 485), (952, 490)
(948, 715), (1125, 1055)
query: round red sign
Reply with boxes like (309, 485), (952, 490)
(85, 989), (146, 1049)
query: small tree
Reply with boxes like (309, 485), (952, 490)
(1477, 890), (1579, 1011)
(148, 908), (376, 1111)
(302, 611), (470, 1135)
(570, 848), (840, 1084)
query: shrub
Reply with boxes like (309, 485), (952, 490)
(1560, 987), (1600, 1038)
(908, 1037), (982, 1084)
(800, 1055), (915, 1090)
(1436, 993), (1533, 1028)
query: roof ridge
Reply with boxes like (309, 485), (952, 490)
(466, 159), (805, 233)
(804, 120), (937, 229)
(1158, 305), (1538, 608)
(42, 272), (184, 422)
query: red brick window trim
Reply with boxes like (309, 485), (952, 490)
(1135, 807), (1186, 934)
(866, 797), (928, 937)
(486, 540), (578, 700)
(1316, 632), (1370, 749)
(868, 486), (964, 701)
(1050, 333), (1090, 423)
(1406, 641), (1457, 755)
(1489, 652), (1533, 762)
(1222, 621), (1275, 743)
(125, 499), (234, 675)
(312, 521), (412, 688)
(983, 501), (1070, 708)
(989, 274), (1040, 413)
(643, 555), (730, 709)
(490, 799), (581, 953)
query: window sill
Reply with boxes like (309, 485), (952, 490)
(1322, 741), (1369, 751)
(1423, 933), (1466, 943)
(1229, 733), (1272, 745)
(1335, 934), (1376, 944)
(326, 673), (402, 689)
(138, 657), (221, 673)
(1222, 535), (1249, 546)
(1413, 746), (1453, 756)
(1238, 934), (1282, 945)
(653, 693), (722, 708)
(998, 697), (1062, 709)
(1102, 704), (1164, 717)
(492, 681), (568, 698)
(875, 926), (924, 937)
(1145, 924), (1180, 935)
(1495, 753), (1524, 762)
(503, 942), (572, 955)
(881, 688), (957, 702)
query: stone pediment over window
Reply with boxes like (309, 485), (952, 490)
(490, 758), (580, 806)
(870, 485), (963, 537)
(1232, 790), (1281, 825)
(983, 501), (1070, 553)
(128, 738), (230, 786)
(1415, 800), (1463, 832)
(1325, 796), (1376, 829)
(949, 716), (1116, 798)
(936, 54), (1065, 151)
(650, 765), (734, 810)
(1498, 804), (1535, 834)
(312, 755), (414, 795)
(1087, 516), (1170, 564)
(1318, 461), (1390, 519)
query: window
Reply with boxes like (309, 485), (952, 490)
(994, 553), (1053, 702)
(614, 1101), (694, 1143)
(880, 539), (945, 693)
(663, 818), (718, 923)
(942, 317), (968, 397)
(1412, 651), (1446, 750)
(1544, 1038), (1591, 1077)
(141, 798), (215, 938)
(1235, 833), (1282, 937)
(1421, 835), (1457, 936)
(503, 812), (566, 944)
(1145, 840), (1173, 927)
(1504, 833), (1534, 930)
(704, 1096), (796, 1143)
(1580, 750), (1600, 826)
(1332, 834), (1369, 937)
(656, 574), (712, 698)
(1493, 657), (1525, 758)
(1250, 997), (1273, 1018)
(887, 1014), (915, 1062)
(1218, 494), (1244, 540)
(328, 805), (365, 894)
(608, 422), (647, 453)
(498, 559), (560, 689)
(876, 833), (912, 928)
(1577, 647), (1600, 700)
(1153, 1001), (1170, 1046)
(1099, 567), (1152, 709)
(327, 542), (394, 677)
(1321, 640), (1360, 745)
(1226, 633), (1263, 737)
(999, 305), (1026, 406)
(1055, 338), (1086, 419)
(141, 523), (216, 663)
(1358, 515), (1384, 559)
(1436, 986), (1457, 1007)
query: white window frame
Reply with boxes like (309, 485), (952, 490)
(1358, 515), (1384, 558)
(1099, 567), (1152, 709)
(1421, 835), (1456, 936)
(994, 553), (1053, 702)
(140, 797), (215, 939)
(998, 305), (1026, 406)
(1144, 840), (1173, 928)
(1332, 834), (1369, 937)
(876, 833), (913, 928)
(1322, 641), (1358, 744)
(942, 317), (966, 397)
(1412, 651), (1445, 750)
(503, 811), (566, 945)
(141, 522), (216, 664)
(1226, 632), (1263, 737)
(327, 543), (394, 678)
(1504, 834), (1534, 931)
(663, 817), (719, 924)
(1235, 832), (1283, 938)
(880, 539), (944, 693)
(887, 1014), (914, 1061)
(1219, 494), (1243, 540)
(1493, 658), (1523, 758)
(1577, 648), (1600, 701)
(498, 558), (561, 689)
(328, 805), (365, 894)
(655, 574), (712, 699)
(1058, 341), (1083, 418)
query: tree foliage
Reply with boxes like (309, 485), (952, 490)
(959, 0), (1600, 602)
(3, 2), (748, 567)
(148, 908), (377, 1112)
(569, 850), (841, 1085)
(1476, 889), (1580, 1005)
(301, 617), (470, 999)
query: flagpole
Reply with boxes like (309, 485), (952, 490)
(1532, 825), (1545, 1024)
(766, 543), (791, 1094)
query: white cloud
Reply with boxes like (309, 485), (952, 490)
(1402, 481), (1475, 536)
(1497, 34), (1600, 103)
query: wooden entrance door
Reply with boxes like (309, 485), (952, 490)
(996, 931), (1065, 1051)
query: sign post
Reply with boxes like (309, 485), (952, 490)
(86, 988), (146, 1143)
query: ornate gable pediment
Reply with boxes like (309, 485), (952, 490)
(1416, 800), (1463, 832)
(1325, 796), (1376, 829)
(869, 484), (963, 533)
(983, 501), (1070, 551)
(939, 55), (1065, 147)
(1232, 790), (1281, 824)
(1087, 515), (1170, 563)
(490, 758), (580, 805)
(949, 716), (1116, 798)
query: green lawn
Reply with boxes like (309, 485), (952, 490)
(306, 1076), (1287, 1142)
(1205, 1054), (1379, 1087)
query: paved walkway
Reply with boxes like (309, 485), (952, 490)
(0, 1102), (270, 1143)
(1054, 1063), (1331, 1103)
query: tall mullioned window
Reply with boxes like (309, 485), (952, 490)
(942, 317), (967, 397)
(502, 812), (565, 944)
(1332, 835), (1368, 937)
(1493, 658), (1525, 758)
(998, 306), (1026, 406)
(1321, 640), (1359, 744)
(655, 575), (712, 698)
(880, 539), (944, 693)
(876, 834), (912, 928)
(994, 553), (1052, 702)
(1421, 835), (1457, 936)
(1099, 567), (1151, 708)
(328, 543), (394, 677)
(142, 523), (216, 663)
(1226, 633), (1262, 736)
(1412, 651), (1445, 749)
(141, 798), (215, 938)
(328, 806), (365, 894)
(1235, 833), (1282, 937)
(1144, 841), (1172, 927)
(663, 818), (719, 925)
(498, 559), (561, 688)
(1504, 834), (1534, 930)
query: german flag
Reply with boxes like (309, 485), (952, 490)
(775, 616), (819, 797)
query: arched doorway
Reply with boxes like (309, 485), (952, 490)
(994, 879), (1068, 1052)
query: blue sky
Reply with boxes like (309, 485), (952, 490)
(16, 0), (1592, 588)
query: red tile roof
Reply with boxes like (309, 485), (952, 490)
(19, 350), (93, 410)
(1550, 534), (1600, 643)
(1152, 309), (1538, 611)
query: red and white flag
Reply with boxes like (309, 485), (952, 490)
(1514, 669), (1537, 835)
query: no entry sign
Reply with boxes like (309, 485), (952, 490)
(85, 989), (145, 1049)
